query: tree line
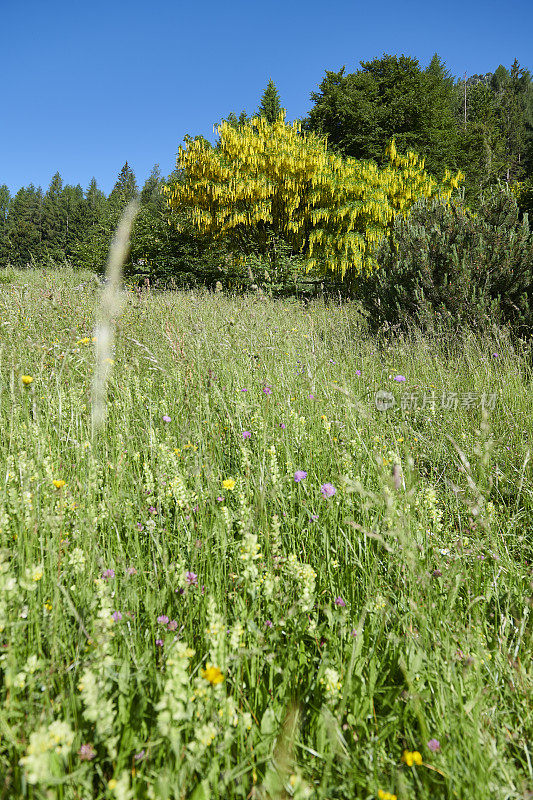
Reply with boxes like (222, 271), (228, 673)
(0, 54), (532, 282)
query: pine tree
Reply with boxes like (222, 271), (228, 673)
(0, 185), (10, 266)
(6, 185), (44, 267)
(41, 172), (66, 262)
(256, 79), (285, 124)
(108, 162), (138, 213)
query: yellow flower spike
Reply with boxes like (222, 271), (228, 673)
(52, 480), (66, 489)
(21, 375), (33, 385)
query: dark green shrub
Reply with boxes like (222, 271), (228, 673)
(358, 184), (533, 336)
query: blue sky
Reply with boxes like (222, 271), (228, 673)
(2, 0), (532, 196)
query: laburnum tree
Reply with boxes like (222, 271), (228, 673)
(164, 113), (463, 286)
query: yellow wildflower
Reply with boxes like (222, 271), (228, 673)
(201, 663), (224, 685)
(402, 749), (422, 766)
(21, 375), (33, 385)
(52, 480), (66, 489)
(222, 479), (236, 490)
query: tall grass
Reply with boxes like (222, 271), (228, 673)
(0, 266), (531, 799)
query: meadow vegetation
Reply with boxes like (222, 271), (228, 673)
(0, 265), (531, 799)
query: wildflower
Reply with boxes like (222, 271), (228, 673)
(242, 430), (252, 439)
(378, 791), (397, 800)
(355, 369), (361, 376)
(334, 596), (346, 607)
(321, 483), (336, 498)
(155, 639), (164, 647)
(309, 514), (319, 522)
(157, 615), (170, 625)
(145, 519), (156, 532)
(279, 423), (286, 429)
(111, 611), (122, 622)
(162, 415), (171, 422)
(294, 470), (307, 482)
(185, 571), (198, 586)
(427, 738), (441, 752)
(201, 663), (224, 685)
(149, 506), (157, 514)
(263, 386), (272, 395)
(241, 388), (248, 392)
(21, 375), (34, 385)
(402, 750), (423, 766)
(52, 479), (66, 489)
(492, 352), (499, 358)
(31, 565), (43, 582)
(78, 743), (96, 761)
(265, 619), (273, 628)
(222, 479), (236, 490)
(393, 375), (406, 382)
(126, 566), (137, 576)
(108, 779), (117, 790)
(167, 620), (178, 631)
(137, 522), (144, 531)
(308, 394), (314, 399)
(102, 569), (115, 580)
(216, 496), (224, 502)
(134, 749), (146, 761)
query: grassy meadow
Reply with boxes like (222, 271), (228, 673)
(0, 265), (532, 799)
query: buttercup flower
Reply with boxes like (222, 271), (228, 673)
(201, 663), (224, 685)
(21, 375), (33, 385)
(222, 479), (236, 490)
(52, 479), (66, 489)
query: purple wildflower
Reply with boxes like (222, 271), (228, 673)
(265, 620), (273, 628)
(112, 611), (122, 622)
(355, 369), (361, 377)
(294, 470), (308, 482)
(241, 388), (248, 392)
(308, 394), (314, 399)
(242, 431), (251, 439)
(102, 568), (115, 580)
(279, 423), (286, 429)
(334, 596), (346, 607)
(263, 386), (272, 395)
(134, 749), (146, 761)
(167, 620), (178, 631)
(216, 496), (224, 502)
(157, 615), (169, 625)
(492, 352), (499, 358)
(309, 514), (319, 522)
(162, 415), (171, 422)
(155, 639), (164, 647)
(137, 522), (144, 531)
(351, 628), (358, 637)
(320, 483), (336, 498)
(149, 506), (157, 514)
(393, 375), (406, 382)
(126, 566), (137, 576)
(185, 571), (198, 586)
(78, 743), (96, 761)
(427, 739), (441, 752)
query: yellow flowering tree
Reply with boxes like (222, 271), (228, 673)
(165, 112), (463, 283)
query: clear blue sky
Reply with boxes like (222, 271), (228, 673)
(2, 0), (532, 197)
